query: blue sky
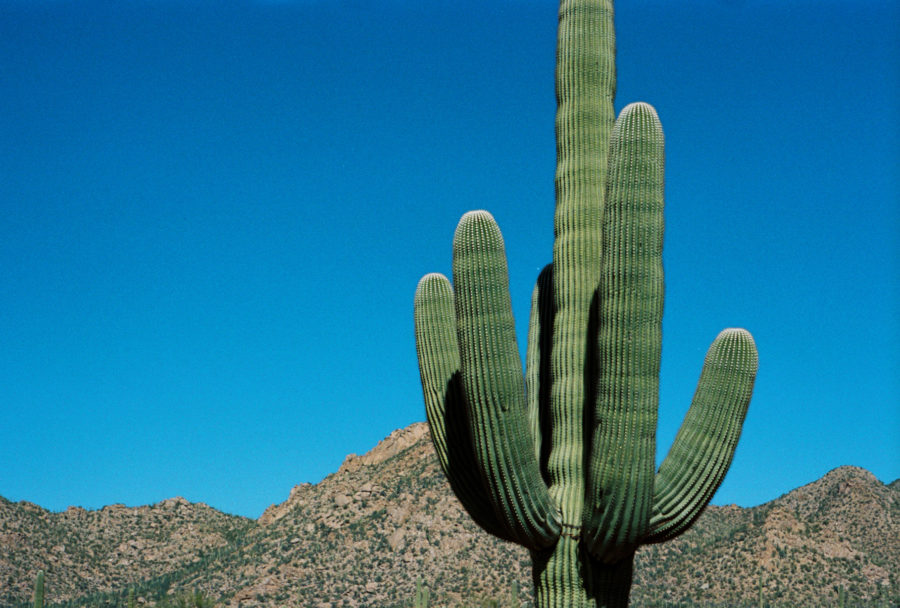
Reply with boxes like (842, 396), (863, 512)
(1, 0), (897, 519)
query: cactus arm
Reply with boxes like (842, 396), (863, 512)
(414, 274), (458, 470)
(584, 102), (664, 563)
(525, 264), (554, 470)
(645, 328), (758, 544)
(414, 273), (516, 542)
(452, 210), (561, 550)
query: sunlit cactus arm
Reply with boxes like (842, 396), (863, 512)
(645, 328), (758, 544)
(584, 102), (664, 563)
(453, 210), (561, 550)
(414, 273), (515, 542)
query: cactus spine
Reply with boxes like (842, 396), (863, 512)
(33, 571), (45, 608)
(414, 1), (758, 606)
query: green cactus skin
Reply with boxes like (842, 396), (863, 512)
(33, 571), (44, 608)
(758, 572), (764, 608)
(414, 579), (430, 608)
(414, 1), (758, 606)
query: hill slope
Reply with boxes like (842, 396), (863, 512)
(0, 495), (254, 604)
(2, 423), (897, 607)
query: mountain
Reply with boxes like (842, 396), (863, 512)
(0, 495), (254, 604)
(1, 423), (897, 607)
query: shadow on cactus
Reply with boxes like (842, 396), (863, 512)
(413, 1), (758, 606)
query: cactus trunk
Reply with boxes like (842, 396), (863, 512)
(548, 0), (616, 550)
(414, 0), (758, 605)
(532, 537), (632, 608)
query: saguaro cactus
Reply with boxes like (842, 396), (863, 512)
(415, 578), (430, 608)
(33, 571), (45, 608)
(413, 1), (758, 606)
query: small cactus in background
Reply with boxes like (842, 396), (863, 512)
(32, 571), (44, 608)
(510, 581), (519, 608)
(414, 579), (429, 608)
(128, 586), (137, 608)
(414, 0), (758, 606)
(758, 572), (764, 608)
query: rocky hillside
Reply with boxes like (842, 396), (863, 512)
(0, 495), (254, 604)
(634, 465), (897, 606)
(1, 423), (897, 607)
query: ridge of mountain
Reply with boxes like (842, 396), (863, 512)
(1, 423), (897, 607)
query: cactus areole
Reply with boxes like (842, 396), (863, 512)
(413, 1), (758, 607)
